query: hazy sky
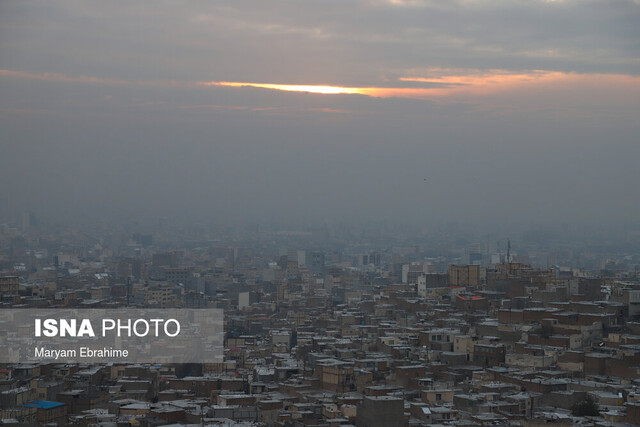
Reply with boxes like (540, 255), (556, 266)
(1, 1), (639, 227)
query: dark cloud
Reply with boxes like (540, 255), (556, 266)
(2, 1), (639, 82)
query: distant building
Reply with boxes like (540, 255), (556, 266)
(449, 265), (481, 286)
(356, 396), (404, 427)
(152, 252), (179, 268)
(0, 276), (19, 297)
(22, 400), (66, 424)
(308, 251), (325, 275)
(238, 291), (260, 310)
(472, 343), (506, 367)
(116, 258), (143, 280)
(403, 262), (431, 284)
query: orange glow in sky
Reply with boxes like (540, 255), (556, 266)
(199, 71), (584, 99)
(202, 80), (431, 98)
(199, 70), (640, 102)
(3, 69), (638, 104)
(202, 80), (459, 98)
(396, 70), (570, 96)
(202, 81), (364, 95)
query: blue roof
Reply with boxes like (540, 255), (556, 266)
(23, 400), (65, 409)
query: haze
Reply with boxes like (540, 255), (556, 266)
(1, 0), (639, 229)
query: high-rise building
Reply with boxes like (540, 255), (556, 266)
(308, 251), (325, 275)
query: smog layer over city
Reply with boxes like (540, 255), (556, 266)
(1, 1), (640, 426)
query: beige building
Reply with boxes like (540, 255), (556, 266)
(448, 265), (481, 286)
(0, 276), (19, 296)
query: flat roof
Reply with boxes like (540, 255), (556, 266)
(23, 400), (65, 409)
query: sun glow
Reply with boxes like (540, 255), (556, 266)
(200, 80), (448, 98)
(199, 71), (575, 99)
(202, 81), (363, 95)
(4, 69), (638, 104)
(199, 71), (640, 101)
